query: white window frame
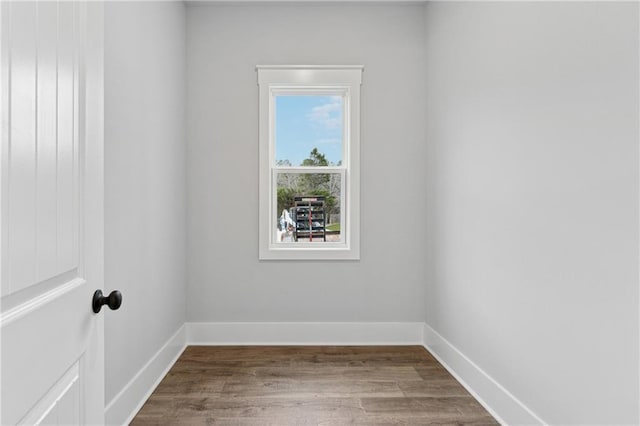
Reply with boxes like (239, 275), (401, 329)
(257, 65), (362, 260)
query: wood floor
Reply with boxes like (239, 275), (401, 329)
(131, 346), (498, 425)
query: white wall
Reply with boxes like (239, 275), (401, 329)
(424, 2), (639, 424)
(104, 0), (186, 408)
(186, 4), (427, 322)
(101, 2), (638, 424)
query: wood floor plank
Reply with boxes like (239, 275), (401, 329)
(171, 396), (366, 418)
(135, 396), (178, 418)
(414, 365), (458, 381)
(222, 377), (404, 398)
(361, 396), (495, 419)
(319, 418), (499, 426)
(132, 346), (498, 425)
(398, 379), (472, 398)
(152, 378), (226, 396)
(251, 366), (424, 381)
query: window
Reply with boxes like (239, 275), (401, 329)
(257, 66), (363, 260)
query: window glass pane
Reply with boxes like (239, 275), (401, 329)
(276, 172), (342, 243)
(275, 96), (343, 167)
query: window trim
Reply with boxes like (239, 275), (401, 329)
(257, 65), (363, 260)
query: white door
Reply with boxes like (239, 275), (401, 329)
(1, 1), (105, 425)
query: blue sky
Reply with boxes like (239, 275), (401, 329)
(275, 95), (343, 166)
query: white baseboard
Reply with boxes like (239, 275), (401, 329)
(104, 325), (186, 426)
(423, 323), (545, 426)
(186, 321), (425, 345)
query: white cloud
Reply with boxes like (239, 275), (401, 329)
(307, 98), (343, 130)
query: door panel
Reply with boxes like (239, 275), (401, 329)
(2, 283), (87, 424)
(4, 1), (79, 299)
(35, 1), (60, 283)
(56, 0), (79, 277)
(6, 1), (38, 294)
(34, 362), (81, 426)
(1, 1), (104, 425)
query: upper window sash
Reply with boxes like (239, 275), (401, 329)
(271, 90), (349, 169)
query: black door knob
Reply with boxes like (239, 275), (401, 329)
(92, 290), (122, 313)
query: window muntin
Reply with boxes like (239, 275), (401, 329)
(258, 66), (362, 260)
